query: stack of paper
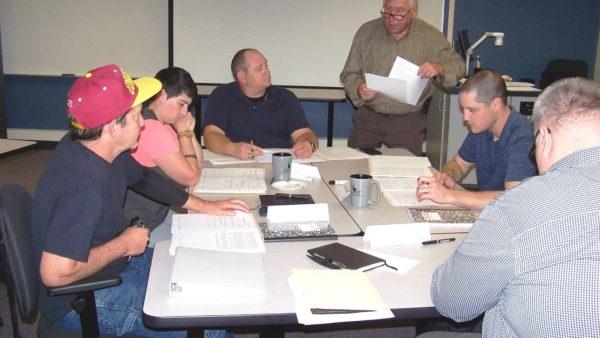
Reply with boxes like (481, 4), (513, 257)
(288, 269), (393, 325)
(193, 167), (267, 194)
(315, 147), (370, 161)
(204, 149), (326, 165)
(369, 156), (432, 178)
(170, 247), (266, 297)
(367, 156), (441, 207)
(169, 213), (266, 255)
(168, 213), (267, 297)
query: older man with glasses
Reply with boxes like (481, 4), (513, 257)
(340, 0), (465, 156)
(420, 78), (600, 337)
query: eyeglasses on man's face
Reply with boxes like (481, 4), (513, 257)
(380, 7), (414, 21)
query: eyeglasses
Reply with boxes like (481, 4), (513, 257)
(528, 130), (540, 162)
(380, 7), (414, 21)
(529, 128), (550, 162)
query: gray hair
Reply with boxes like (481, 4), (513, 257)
(532, 77), (600, 128)
(459, 69), (508, 105)
(382, 0), (418, 9)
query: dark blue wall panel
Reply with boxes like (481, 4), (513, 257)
(454, 0), (599, 84)
(5, 75), (74, 130)
(4, 2), (599, 136)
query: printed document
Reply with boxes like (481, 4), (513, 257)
(193, 168), (267, 194)
(365, 56), (429, 105)
(369, 156), (432, 178)
(169, 212), (266, 255)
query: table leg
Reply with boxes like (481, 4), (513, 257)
(327, 102), (334, 147)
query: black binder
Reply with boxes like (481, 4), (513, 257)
(307, 242), (385, 272)
(258, 194), (314, 216)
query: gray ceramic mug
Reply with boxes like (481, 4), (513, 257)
(350, 174), (381, 208)
(272, 152), (292, 182)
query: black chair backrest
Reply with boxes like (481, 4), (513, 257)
(0, 183), (38, 322)
(540, 59), (588, 89)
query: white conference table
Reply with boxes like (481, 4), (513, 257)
(197, 158), (363, 236)
(143, 149), (463, 335)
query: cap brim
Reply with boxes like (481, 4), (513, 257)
(131, 77), (162, 108)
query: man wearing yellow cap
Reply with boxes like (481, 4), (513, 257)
(31, 64), (244, 337)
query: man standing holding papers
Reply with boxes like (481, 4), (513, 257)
(340, 0), (464, 155)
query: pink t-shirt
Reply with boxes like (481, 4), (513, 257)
(131, 120), (179, 167)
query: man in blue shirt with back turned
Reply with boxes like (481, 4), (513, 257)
(416, 69), (537, 210)
(202, 48), (319, 160)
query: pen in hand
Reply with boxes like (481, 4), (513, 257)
(422, 237), (456, 245)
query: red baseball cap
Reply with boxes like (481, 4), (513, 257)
(67, 64), (162, 129)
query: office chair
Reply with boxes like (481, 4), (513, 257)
(0, 183), (141, 338)
(539, 59), (588, 89)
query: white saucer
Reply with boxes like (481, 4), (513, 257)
(271, 180), (306, 191)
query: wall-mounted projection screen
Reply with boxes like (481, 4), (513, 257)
(174, 0), (446, 87)
(0, 0), (167, 77)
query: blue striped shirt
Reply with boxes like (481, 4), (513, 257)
(458, 110), (537, 190)
(431, 147), (600, 337)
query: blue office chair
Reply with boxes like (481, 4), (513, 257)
(0, 183), (144, 338)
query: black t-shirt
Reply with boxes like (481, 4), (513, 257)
(31, 134), (186, 321)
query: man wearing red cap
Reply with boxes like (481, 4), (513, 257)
(31, 64), (245, 337)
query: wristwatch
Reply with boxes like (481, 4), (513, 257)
(177, 130), (193, 138)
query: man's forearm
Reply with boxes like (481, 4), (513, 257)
(441, 160), (464, 183)
(41, 236), (128, 287)
(446, 189), (501, 210)
(204, 131), (236, 156)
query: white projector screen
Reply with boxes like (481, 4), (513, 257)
(174, 0), (446, 87)
(0, 0), (167, 77)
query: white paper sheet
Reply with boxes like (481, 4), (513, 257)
(365, 56), (429, 105)
(169, 212), (266, 255)
(291, 162), (321, 181)
(363, 223), (431, 247)
(194, 168), (267, 194)
(267, 203), (330, 223)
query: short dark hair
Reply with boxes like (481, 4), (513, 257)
(231, 48), (259, 81)
(459, 69), (508, 105)
(69, 109), (128, 141)
(152, 67), (197, 103)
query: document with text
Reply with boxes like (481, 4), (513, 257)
(369, 156), (432, 178)
(193, 167), (267, 194)
(169, 212), (266, 255)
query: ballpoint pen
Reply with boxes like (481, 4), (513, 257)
(422, 237), (456, 245)
(328, 180), (348, 185)
(275, 193), (310, 200)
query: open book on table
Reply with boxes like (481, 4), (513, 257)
(368, 155), (432, 178)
